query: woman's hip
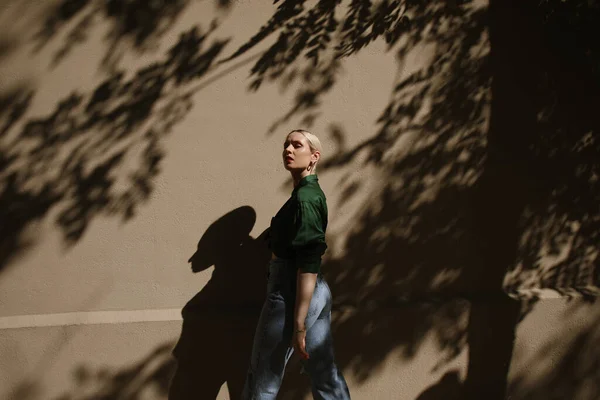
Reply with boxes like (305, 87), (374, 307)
(265, 262), (331, 308)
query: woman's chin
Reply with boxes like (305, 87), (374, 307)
(283, 163), (306, 172)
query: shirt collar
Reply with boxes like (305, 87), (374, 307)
(292, 174), (318, 193)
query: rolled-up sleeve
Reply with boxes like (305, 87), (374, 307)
(291, 200), (327, 273)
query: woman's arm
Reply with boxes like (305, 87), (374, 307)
(290, 199), (326, 358)
(294, 270), (317, 329)
(293, 270), (317, 359)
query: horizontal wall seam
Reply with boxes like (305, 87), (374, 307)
(0, 288), (587, 330)
(0, 308), (183, 330)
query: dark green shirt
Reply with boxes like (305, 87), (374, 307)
(269, 174), (328, 273)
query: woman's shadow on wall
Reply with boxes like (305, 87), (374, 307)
(168, 206), (271, 400)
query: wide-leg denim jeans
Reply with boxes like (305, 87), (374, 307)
(242, 259), (351, 400)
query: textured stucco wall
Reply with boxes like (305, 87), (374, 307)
(1, 1), (599, 399)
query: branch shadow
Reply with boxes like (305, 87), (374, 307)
(0, 20), (229, 273)
(30, 0), (202, 71)
(51, 342), (176, 400)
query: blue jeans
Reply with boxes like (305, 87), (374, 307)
(242, 259), (351, 399)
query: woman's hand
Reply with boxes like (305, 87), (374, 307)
(292, 329), (309, 360)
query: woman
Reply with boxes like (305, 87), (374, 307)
(242, 130), (351, 399)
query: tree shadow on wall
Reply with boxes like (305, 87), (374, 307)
(169, 206), (271, 400)
(30, 0), (232, 71)
(0, 13), (230, 273)
(50, 343), (176, 400)
(2, 1), (599, 399)
(222, 1), (600, 399)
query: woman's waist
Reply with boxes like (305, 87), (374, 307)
(268, 255), (324, 280)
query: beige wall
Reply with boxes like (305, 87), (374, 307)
(2, 1), (599, 399)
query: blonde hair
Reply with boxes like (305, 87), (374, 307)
(288, 129), (322, 173)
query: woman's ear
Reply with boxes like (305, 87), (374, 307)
(312, 151), (321, 163)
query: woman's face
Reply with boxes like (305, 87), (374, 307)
(282, 132), (315, 172)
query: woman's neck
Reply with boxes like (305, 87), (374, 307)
(291, 170), (312, 188)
